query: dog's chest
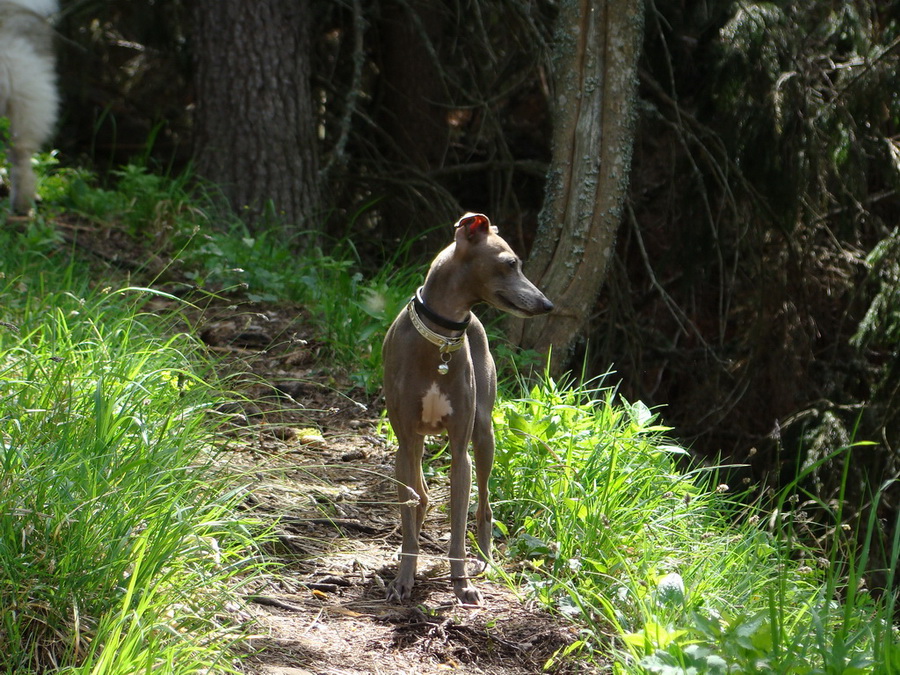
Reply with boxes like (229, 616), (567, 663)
(421, 382), (454, 426)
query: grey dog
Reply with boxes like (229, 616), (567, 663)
(382, 213), (554, 604)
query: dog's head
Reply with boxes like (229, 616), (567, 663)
(453, 213), (554, 318)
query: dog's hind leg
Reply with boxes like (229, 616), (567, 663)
(3, 38), (59, 215)
(469, 319), (497, 569)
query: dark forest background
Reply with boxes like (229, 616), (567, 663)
(45, 0), (900, 561)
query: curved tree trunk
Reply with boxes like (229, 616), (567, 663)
(192, 0), (320, 232)
(507, 0), (644, 371)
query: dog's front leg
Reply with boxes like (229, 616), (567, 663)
(387, 432), (427, 602)
(448, 429), (482, 605)
(471, 410), (495, 569)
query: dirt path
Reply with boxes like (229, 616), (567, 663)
(189, 302), (597, 675)
(232, 441), (584, 675)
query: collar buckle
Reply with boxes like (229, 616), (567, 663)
(407, 298), (467, 374)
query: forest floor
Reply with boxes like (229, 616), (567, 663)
(70, 223), (599, 675)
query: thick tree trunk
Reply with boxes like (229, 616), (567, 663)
(507, 0), (644, 371)
(192, 0), (320, 232)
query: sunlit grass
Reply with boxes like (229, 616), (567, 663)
(0, 226), (264, 674)
(10, 157), (899, 673)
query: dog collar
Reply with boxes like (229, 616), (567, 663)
(407, 295), (467, 375)
(413, 287), (471, 332)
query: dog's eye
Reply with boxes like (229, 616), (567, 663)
(505, 257), (518, 270)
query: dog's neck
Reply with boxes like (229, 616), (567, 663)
(413, 287), (470, 333)
(419, 257), (477, 328)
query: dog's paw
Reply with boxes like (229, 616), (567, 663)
(452, 579), (484, 606)
(386, 577), (413, 603)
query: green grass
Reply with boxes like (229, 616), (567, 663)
(0, 224), (264, 673)
(490, 371), (900, 673)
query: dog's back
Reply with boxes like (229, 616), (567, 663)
(0, 0), (58, 213)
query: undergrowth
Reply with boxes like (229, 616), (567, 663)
(40, 161), (421, 392)
(491, 372), (900, 673)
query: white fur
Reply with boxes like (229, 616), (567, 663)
(0, 0), (58, 213)
(3, 0), (57, 16)
(421, 382), (453, 426)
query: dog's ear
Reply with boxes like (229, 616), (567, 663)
(455, 213), (494, 241)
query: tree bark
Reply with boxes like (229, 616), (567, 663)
(507, 0), (644, 371)
(192, 0), (320, 232)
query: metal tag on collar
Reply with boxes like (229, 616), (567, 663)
(407, 297), (464, 374)
(439, 338), (460, 353)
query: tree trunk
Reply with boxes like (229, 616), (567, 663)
(192, 0), (320, 232)
(507, 0), (644, 371)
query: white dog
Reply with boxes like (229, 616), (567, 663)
(0, 0), (58, 214)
